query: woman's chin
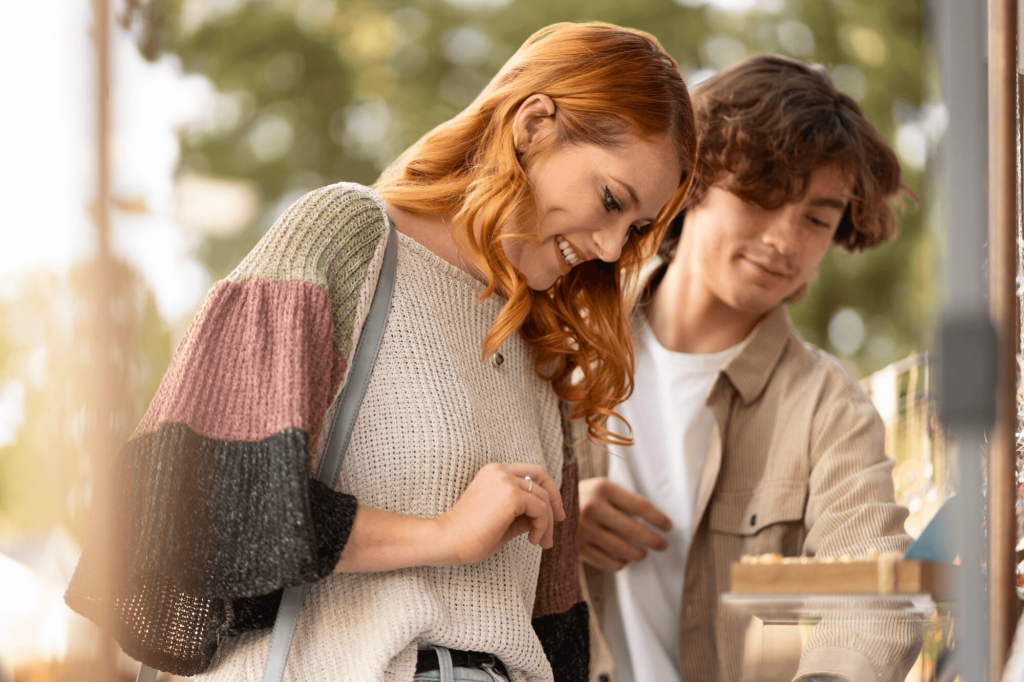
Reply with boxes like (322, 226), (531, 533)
(524, 269), (561, 291)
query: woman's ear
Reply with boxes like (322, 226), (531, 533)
(512, 94), (556, 153)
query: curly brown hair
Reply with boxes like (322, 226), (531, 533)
(657, 54), (908, 267)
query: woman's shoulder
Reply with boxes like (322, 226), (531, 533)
(228, 182), (390, 287)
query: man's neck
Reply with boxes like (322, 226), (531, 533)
(647, 260), (764, 355)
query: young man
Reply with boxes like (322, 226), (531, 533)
(577, 55), (919, 682)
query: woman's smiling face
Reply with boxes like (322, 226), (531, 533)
(503, 95), (682, 291)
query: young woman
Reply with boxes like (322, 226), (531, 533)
(65, 22), (698, 682)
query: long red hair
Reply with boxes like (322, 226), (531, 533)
(376, 22), (698, 445)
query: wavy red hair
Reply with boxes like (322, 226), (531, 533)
(375, 22), (698, 445)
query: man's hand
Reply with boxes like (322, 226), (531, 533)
(579, 477), (672, 571)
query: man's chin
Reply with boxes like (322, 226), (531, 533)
(727, 293), (782, 318)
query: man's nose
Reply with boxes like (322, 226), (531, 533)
(761, 210), (801, 256)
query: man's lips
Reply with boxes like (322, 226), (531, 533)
(742, 255), (790, 278)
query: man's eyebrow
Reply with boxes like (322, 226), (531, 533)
(808, 196), (849, 211)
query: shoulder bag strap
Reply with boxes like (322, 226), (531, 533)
(137, 220), (398, 682)
(260, 220), (397, 682)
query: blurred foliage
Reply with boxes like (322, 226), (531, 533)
(129, 0), (933, 376)
(0, 0), (937, 561)
(0, 261), (171, 534)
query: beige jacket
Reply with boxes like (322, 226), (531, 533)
(578, 306), (920, 682)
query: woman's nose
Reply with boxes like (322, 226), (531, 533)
(592, 221), (631, 262)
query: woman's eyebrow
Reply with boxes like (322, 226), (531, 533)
(610, 176), (640, 205)
(610, 176), (657, 221)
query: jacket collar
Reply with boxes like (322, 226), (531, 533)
(715, 305), (793, 405)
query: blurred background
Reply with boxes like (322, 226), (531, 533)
(0, 0), (986, 679)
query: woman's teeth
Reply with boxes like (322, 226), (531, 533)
(558, 237), (581, 266)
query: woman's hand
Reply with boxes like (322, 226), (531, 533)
(334, 462), (564, 573)
(579, 476), (671, 571)
(437, 462), (566, 565)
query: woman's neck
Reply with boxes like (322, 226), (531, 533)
(385, 203), (487, 284)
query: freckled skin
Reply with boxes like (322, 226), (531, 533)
(508, 135), (681, 291)
(387, 93), (681, 294)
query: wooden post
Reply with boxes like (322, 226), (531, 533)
(88, 0), (118, 679)
(989, 0), (1019, 677)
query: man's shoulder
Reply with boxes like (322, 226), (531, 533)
(770, 326), (874, 409)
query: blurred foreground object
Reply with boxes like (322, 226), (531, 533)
(720, 593), (944, 682)
(860, 353), (951, 540)
(0, 526), (140, 680)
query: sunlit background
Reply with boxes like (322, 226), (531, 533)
(0, 0), (952, 678)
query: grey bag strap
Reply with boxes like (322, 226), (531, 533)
(137, 220), (398, 682)
(261, 221), (398, 682)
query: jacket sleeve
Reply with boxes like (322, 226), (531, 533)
(64, 183), (391, 676)
(532, 405), (591, 682)
(795, 379), (922, 682)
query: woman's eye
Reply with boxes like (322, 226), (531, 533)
(629, 224), (645, 237)
(603, 186), (622, 213)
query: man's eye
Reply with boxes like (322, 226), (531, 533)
(603, 186), (622, 213)
(808, 216), (830, 228)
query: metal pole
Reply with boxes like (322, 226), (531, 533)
(989, 0), (1020, 677)
(936, 0), (996, 680)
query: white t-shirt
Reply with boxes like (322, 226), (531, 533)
(603, 321), (739, 682)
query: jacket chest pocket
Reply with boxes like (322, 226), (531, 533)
(708, 481), (808, 557)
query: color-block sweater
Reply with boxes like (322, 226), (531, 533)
(64, 183), (589, 681)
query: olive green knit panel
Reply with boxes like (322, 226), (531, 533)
(227, 183), (389, 358)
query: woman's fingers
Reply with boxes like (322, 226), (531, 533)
(505, 463), (565, 522)
(518, 475), (556, 547)
(510, 477), (551, 547)
(445, 461), (564, 564)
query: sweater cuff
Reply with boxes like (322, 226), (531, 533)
(794, 646), (876, 682)
(308, 478), (358, 578)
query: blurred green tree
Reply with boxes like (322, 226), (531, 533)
(132, 0), (933, 376)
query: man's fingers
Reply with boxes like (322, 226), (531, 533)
(581, 542), (627, 572)
(582, 522), (647, 563)
(587, 500), (667, 551)
(606, 483), (672, 532)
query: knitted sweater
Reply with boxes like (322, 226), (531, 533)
(64, 183), (588, 680)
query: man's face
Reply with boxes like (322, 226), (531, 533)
(679, 164), (852, 316)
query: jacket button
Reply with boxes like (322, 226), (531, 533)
(750, 514), (757, 527)
(492, 353), (505, 367)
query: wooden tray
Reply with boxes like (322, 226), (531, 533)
(730, 559), (955, 600)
